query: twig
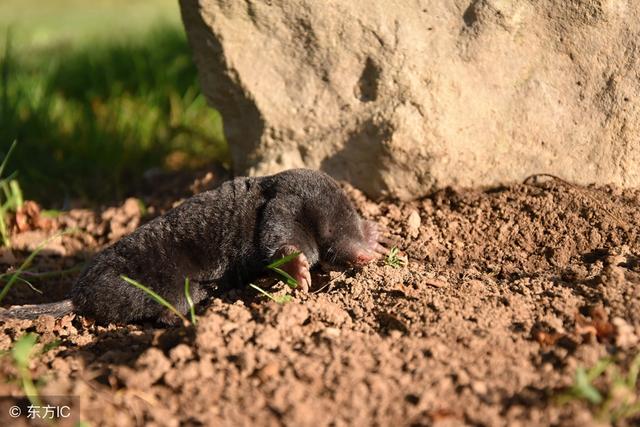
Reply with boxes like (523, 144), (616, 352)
(313, 270), (349, 294)
(1, 265), (84, 281)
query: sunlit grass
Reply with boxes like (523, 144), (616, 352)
(0, 0), (182, 51)
(0, 3), (228, 206)
(0, 140), (22, 246)
(4, 332), (62, 417)
(11, 333), (42, 408)
(556, 353), (640, 423)
(249, 252), (302, 304)
(120, 275), (192, 326)
(0, 229), (77, 300)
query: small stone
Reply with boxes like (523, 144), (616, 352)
(471, 380), (488, 395)
(455, 370), (470, 386)
(257, 361), (280, 382)
(324, 327), (341, 338)
(613, 317), (638, 348)
(122, 198), (141, 218)
(424, 277), (448, 288)
(406, 210), (421, 238)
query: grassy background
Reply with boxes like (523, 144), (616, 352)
(0, 0), (227, 206)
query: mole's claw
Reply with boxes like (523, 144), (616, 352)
(274, 245), (312, 292)
(372, 242), (388, 255)
(299, 268), (311, 292)
(362, 220), (380, 240)
(378, 236), (395, 246)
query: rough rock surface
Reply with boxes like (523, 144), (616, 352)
(180, 0), (640, 200)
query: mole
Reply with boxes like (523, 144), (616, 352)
(1, 169), (387, 324)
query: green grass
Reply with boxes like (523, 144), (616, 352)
(0, 0), (182, 51)
(184, 277), (197, 325)
(557, 353), (640, 423)
(120, 275), (199, 325)
(122, 253), (305, 321)
(249, 252), (301, 304)
(11, 333), (43, 408)
(0, 1), (228, 206)
(0, 140), (23, 246)
(385, 246), (407, 268)
(0, 229), (77, 302)
(249, 283), (293, 305)
(267, 251), (301, 289)
(4, 332), (62, 418)
(120, 275), (192, 325)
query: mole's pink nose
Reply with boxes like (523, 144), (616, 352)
(353, 249), (381, 265)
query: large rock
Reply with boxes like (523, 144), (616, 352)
(179, 0), (640, 200)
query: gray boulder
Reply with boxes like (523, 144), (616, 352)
(180, 0), (640, 200)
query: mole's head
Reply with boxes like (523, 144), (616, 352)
(269, 169), (387, 266)
(305, 183), (386, 267)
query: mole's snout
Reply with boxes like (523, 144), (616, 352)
(344, 220), (388, 266)
(353, 249), (381, 265)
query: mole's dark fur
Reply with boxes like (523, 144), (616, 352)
(2, 169), (385, 324)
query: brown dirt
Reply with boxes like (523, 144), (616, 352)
(1, 175), (640, 426)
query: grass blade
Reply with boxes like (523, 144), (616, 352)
(385, 246), (407, 268)
(267, 251), (301, 269)
(267, 251), (300, 288)
(248, 283), (291, 304)
(0, 140), (17, 179)
(0, 229), (76, 303)
(587, 358), (612, 382)
(577, 369), (603, 404)
(249, 283), (278, 303)
(626, 353), (640, 388)
(11, 333), (43, 408)
(269, 267), (298, 288)
(184, 277), (197, 325)
(0, 205), (8, 247)
(120, 275), (189, 324)
(11, 276), (42, 294)
(9, 179), (23, 207)
(1, 264), (84, 281)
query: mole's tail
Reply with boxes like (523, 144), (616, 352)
(0, 299), (75, 320)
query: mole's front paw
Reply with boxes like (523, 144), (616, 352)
(274, 245), (311, 292)
(360, 221), (389, 261)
